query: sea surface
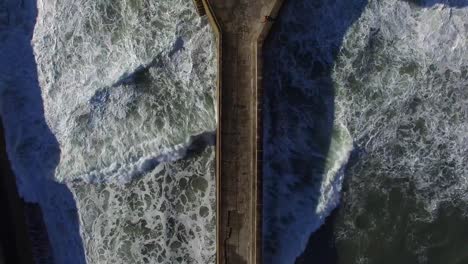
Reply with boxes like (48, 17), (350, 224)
(263, 0), (468, 263)
(2, 0), (217, 263)
(1, 0), (467, 263)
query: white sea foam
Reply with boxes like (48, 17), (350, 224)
(335, 0), (468, 214)
(331, 0), (468, 261)
(70, 131), (215, 185)
(33, 0), (217, 184)
(1, 0), (217, 263)
(70, 147), (216, 264)
(33, 0), (217, 262)
(6, 0), (466, 263)
(264, 0), (467, 262)
(316, 124), (353, 214)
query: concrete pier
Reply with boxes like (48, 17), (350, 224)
(194, 1), (285, 263)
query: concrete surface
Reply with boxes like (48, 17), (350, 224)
(196, 1), (285, 263)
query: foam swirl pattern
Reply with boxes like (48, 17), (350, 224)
(335, 0), (468, 212)
(333, 0), (468, 261)
(33, 0), (217, 183)
(70, 148), (216, 264)
(263, 0), (468, 263)
(29, 0), (217, 263)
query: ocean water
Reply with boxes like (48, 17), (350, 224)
(264, 0), (468, 263)
(333, 0), (468, 263)
(262, 0), (364, 262)
(33, 0), (217, 184)
(3, 0), (467, 263)
(69, 148), (216, 263)
(1, 0), (217, 263)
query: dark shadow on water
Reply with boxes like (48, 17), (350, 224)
(184, 131), (216, 159)
(295, 207), (340, 264)
(263, 0), (468, 263)
(262, 0), (368, 262)
(0, 0), (86, 263)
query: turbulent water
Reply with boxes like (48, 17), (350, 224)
(1, 0), (217, 263)
(69, 148), (216, 263)
(2, 0), (467, 263)
(333, 1), (468, 263)
(264, 0), (468, 263)
(33, 0), (217, 184)
(335, 0), (468, 215)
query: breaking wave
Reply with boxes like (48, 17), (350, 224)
(69, 131), (215, 184)
(335, 0), (468, 217)
(71, 147), (216, 264)
(332, 0), (468, 261)
(265, 0), (467, 263)
(5, 0), (466, 263)
(2, 0), (217, 263)
(33, 0), (217, 184)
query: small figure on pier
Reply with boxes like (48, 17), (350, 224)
(261, 15), (276, 23)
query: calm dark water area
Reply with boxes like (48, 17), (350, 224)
(298, 183), (468, 264)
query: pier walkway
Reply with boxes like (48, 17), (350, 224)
(193, 1), (284, 263)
